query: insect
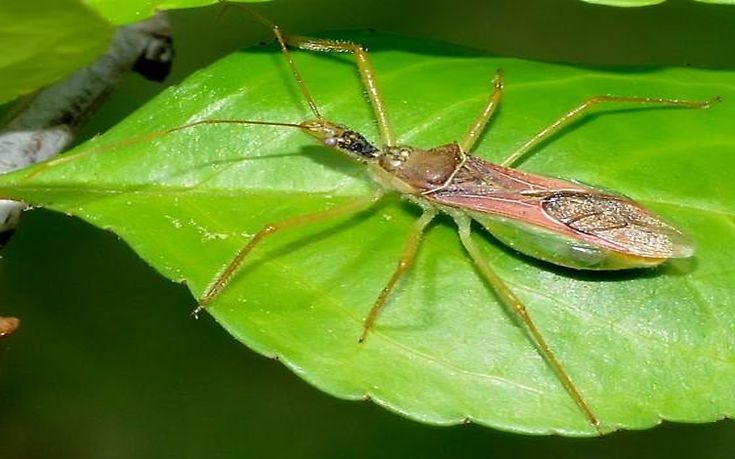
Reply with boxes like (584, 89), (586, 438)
(23, 8), (720, 435)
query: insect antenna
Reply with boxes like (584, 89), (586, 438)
(21, 119), (304, 181)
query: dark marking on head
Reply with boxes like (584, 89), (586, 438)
(299, 119), (380, 161)
(335, 130), (379, 159)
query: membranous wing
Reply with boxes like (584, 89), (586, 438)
(540, 190), (693, 258)
(427, 156), (694, 270)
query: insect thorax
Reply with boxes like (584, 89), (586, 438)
(378, 143), (464, 192)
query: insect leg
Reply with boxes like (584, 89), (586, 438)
(220, 1), (322, 119)
(359, 209), (437, 343)
(460, 69), (504, 153)
(500, 94), (721, 168)
(239, 4), (394, 146)
(195, 191), (384, 313)
(281, 35), (395, 148)
(454, 215), (603, 435)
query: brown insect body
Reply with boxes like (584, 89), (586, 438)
(300, 119), (693, 271)
(377, 143), (464, 192)
(426, 155), (694, 270)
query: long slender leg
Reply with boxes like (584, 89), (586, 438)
(454, 215), (602, 435)
(501, 95), (721, 168)
(460, 69), (504, 153)
(271, 26), (323, 120)
(195, 192), (384, 313)
(222, 2), (323, 119)
(239, 3), (394, 146)
(279, 34), (395, 148)
(359, 209), (437, 343)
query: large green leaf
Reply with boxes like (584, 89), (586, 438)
(0, 0), (272, 103)
(0, 35), (733, 436)
(0, 0), (113, 104)
(82, 0), (735, 27)
(84, 0), (267, 26)
(84, 0), (735, 25)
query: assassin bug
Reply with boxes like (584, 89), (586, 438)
(22, 9), (720, 435)
(186, 14), (717, 434)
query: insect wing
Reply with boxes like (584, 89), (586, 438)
(541, 190), (694, 258)
(428, 157), (694, 269)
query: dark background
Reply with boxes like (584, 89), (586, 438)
(2, 1), (734, 457)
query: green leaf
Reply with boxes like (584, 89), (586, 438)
(85, 0), (268, 26)
(0, 0), (113, 104)
(1, 35), (733, 436)
(0, 0), (272, 103)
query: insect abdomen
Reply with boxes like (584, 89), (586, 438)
(469, 211), (667, 270)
